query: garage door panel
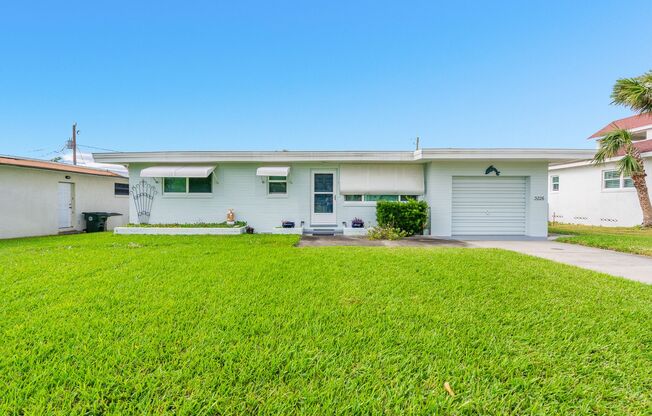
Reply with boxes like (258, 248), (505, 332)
(452, 176), (527, 236)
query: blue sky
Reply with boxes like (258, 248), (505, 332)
(1, 0), (651, 159)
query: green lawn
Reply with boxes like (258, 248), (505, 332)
(550, 223), (652, 257)
(1, 234), (651, 414)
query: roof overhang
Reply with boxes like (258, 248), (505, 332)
(140, 166), (216, 178)
(415, 148), (595, 163)
(93, 148), (596, 165)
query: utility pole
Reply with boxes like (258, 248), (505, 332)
(72, 122), (77, 165)
(415, 136), (420, 151)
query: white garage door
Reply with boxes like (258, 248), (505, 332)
(452, 176), (527, 236)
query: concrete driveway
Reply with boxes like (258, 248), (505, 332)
(467, 240), (652, 284)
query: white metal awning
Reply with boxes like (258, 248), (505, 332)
(340, 164), (424, 194)
(256, 166), (290, 177)
(140, 166), (216, 178)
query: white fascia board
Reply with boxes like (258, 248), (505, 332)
(550, 151), (652, 171)
(93, 148), (596, 165)
(93, 151), (417, 164)
(417, 148), (596, 162)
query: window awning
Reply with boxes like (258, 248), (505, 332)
(140, 166), (216, 178)
(340, 164), (424, 194)
(256, 166), (290, 177)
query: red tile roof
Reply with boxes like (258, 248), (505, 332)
(632, 139), (652, 154)
(589, 113), (652, 138)
(0, 155), (123, 177)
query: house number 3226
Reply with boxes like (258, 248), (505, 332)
(534, 196), (545, 201)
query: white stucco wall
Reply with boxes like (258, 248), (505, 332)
(0, 165), (129, 239)
(128, 163), (383, 232)
(425, 161), (549, 238)
(128, 161), (550, 237)
(548, 158), (652, 227)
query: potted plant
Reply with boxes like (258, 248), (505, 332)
(282, 220), (295, 228)
(351, 217), (364, 228)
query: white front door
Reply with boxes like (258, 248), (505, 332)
(311, 170), (336, 225)
(57, 182), (74, 229)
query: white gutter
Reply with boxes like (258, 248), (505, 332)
(93, 148), (596, 165)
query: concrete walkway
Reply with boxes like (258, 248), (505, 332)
(467, 240), (652, 284)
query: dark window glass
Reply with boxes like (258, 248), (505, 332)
(314, 174), (333, 192)
(189, 174), (212, 193)
(344, 194), (362, 202)
(364, 195), (398, 202)
(114, 183), (129, 196)
(164, 178), (186, 193)
(268, 182), (287, 194)
(314, 194), (334, 213)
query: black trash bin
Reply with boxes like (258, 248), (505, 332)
(83, 212), (123, 232)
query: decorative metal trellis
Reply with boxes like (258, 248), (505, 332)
(131, 179), (158, 224)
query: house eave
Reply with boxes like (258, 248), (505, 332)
(93, 148), (596, 165)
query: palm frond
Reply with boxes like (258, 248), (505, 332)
(611, 71), (652, 113)
(592, 128), (631, 164)
(617, 153), (643, 177)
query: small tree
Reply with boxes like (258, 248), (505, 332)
(592, 71), (652, 227)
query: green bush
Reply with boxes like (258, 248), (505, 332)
(367, 226), (408, 241)
(376, 200), (428, 236)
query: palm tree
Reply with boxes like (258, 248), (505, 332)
(592, 70), (652, 227)
(611, 71), (652, 113)
(594, 129), (652, 226)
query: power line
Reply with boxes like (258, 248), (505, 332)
(77, 144), (121, 152)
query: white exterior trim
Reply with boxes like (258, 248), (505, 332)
(94, 148), (595, 164)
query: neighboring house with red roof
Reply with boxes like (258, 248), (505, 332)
(0, 155), (129, 239)
(549, 114), (652, 227)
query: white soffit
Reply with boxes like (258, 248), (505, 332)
(140, 166), (216, 178)
(340, 164), (425, 194)
(256, 166), (290, 176)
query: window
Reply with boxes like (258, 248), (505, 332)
(623, 177), (635, 188)
(267, 176), (287, 195)
(551, 176), (559, 192)
(343, 194), (419, 203)
(344, 194), (362, 202)
(114, 183), (129, 196)
(603, 170), (634, 190)
(603, 171), (620, 189)
(163, 174), (213, 194)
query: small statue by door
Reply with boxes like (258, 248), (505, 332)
(226, 208), (235, 225)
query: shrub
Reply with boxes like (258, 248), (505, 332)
(376, 200), (429, 236)
(367, 226), (407, 240)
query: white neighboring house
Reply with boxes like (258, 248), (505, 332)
(0, 155), (130, 239)
(549, 113), (652, 227)
(94, 148), (592, 238)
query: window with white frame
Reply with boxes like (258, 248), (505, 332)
(343, 194), (419, 203)
(551, 175), (559, 192)
(602, 170), (634, 190)
(267, 176), (288, 195)
(163, 174), (213, 194)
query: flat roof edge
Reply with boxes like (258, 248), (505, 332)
(93, 148), (596, 164)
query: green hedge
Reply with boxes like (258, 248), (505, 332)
(376, 200), (429, 236)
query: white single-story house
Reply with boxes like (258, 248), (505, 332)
(0, 155), (130, 239)
(94, 148), (592, 238)
(549, 113), (652, 227)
